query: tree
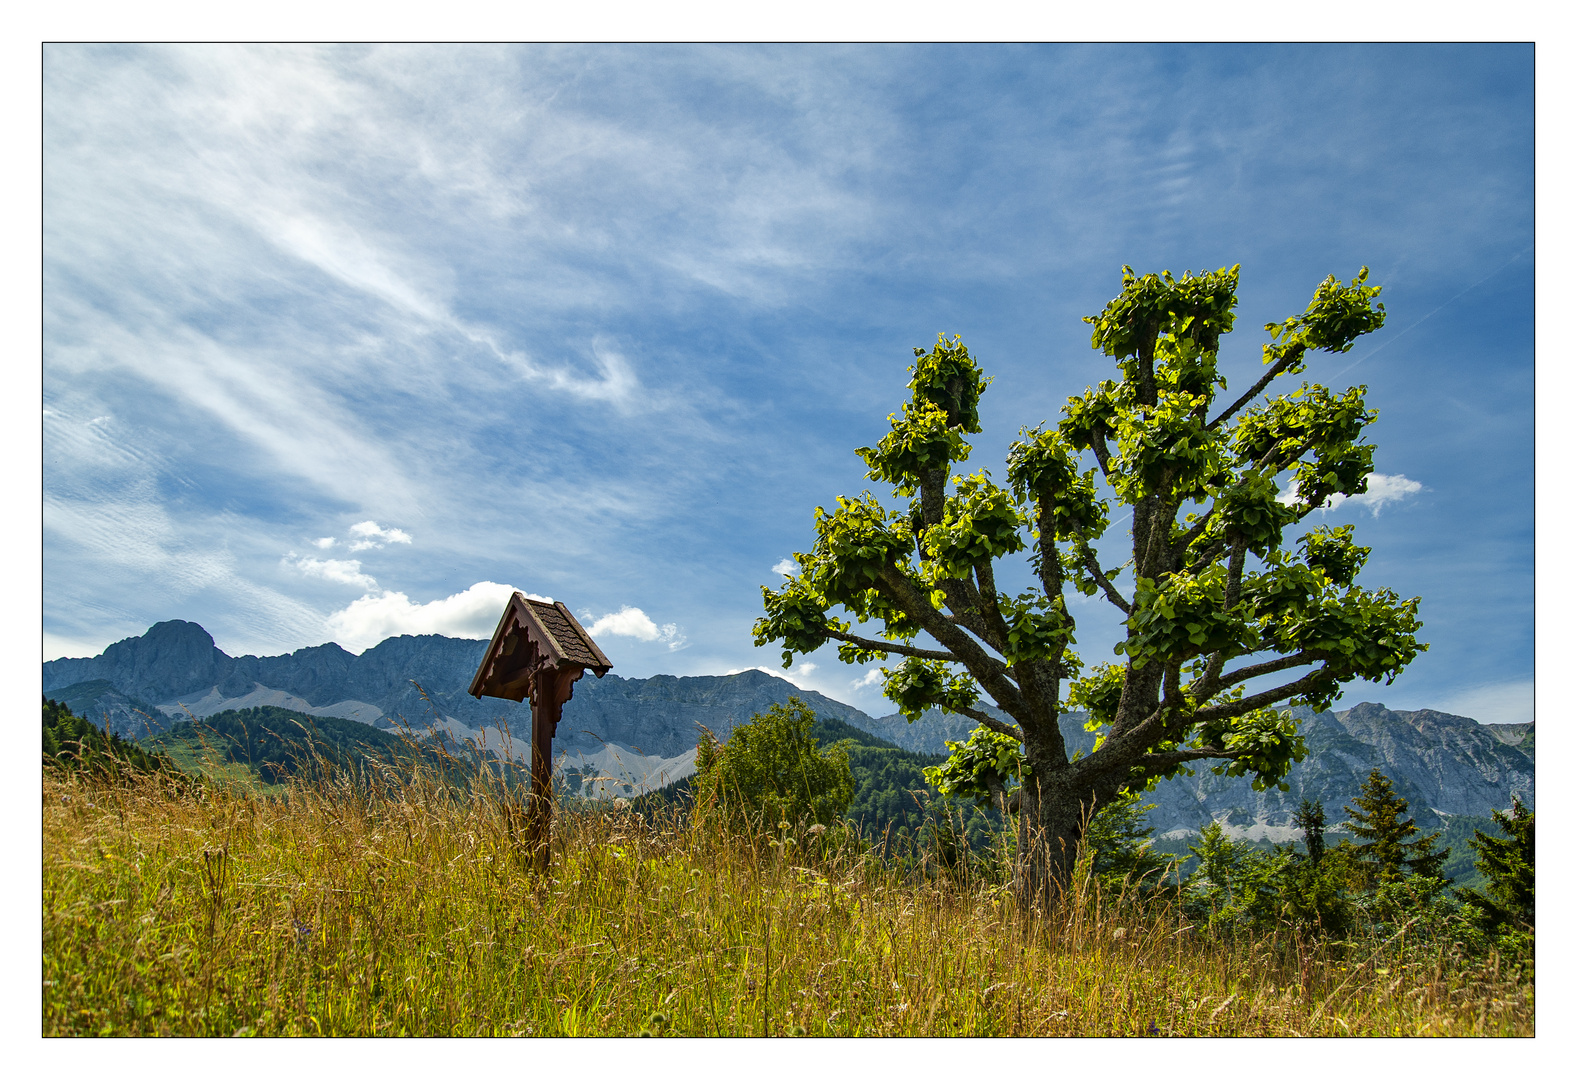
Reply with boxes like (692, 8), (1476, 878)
(1454, 797), (1533, 933)
(1342, 768), (1447, 886)
(1277, 798), (1355, 935)
(1293, 797), (1327, 864)
(1183, 822), (1288, 932)
(692, 698), (855, 831)
(755, 263), (1425, 897)
(1189, 821), (1247, 903)
(1082, 791), (1173, 894)
(43, 696), (182, 782)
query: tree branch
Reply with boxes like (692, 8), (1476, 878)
(824, 629), (957, 663)
(1224, 538), (1247, 608)
(1174, 507), (1219, 560)
(1071, 529), (1132, 614)
(954, 706), (1024, 740)
(1192, 668), (1329, 726)
(1033, 502), (1065, 604)
(1088, 422), (1113, 478)
(1207, 348), (1304, 431)
(1194, 650), (1327, 697)
(876, 566), (1029, 718)
(937, 576), (994, 643)
(973, 559), (1013, 651)
(1133, 746), (1242, 773)
(1186, 537), (1228, 575)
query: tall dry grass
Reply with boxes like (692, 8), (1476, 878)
(41, 760), (1532, 1037)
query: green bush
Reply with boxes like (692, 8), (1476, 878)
(691, 698), (855, 833)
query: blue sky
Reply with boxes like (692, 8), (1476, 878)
(42, 44), (1534, 723)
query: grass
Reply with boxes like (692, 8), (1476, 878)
(41, 763), (1532, 1037)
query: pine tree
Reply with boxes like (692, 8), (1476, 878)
(1274, 798), (1357, 934)
(1293, 797), (1326, 864)
(1454, 798), (1533, 933)
(1188, 821), (1246, 902)
(1342, 769), (1446, 886)
(43, 696), (182, 781)
(1083, 792), (1173, 892)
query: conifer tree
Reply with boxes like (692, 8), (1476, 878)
(1277, 797), (1355, 934)
(1293, 797), (1326, 864)
(1342, 769), (1445, 885)
(43, 696), (178, 779)
(1082, 791), (1173, 891)
(1188, 820), (1246, 902)
(1454, 798), (1533, 933)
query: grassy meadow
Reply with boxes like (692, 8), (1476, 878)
(42, 759), (1532, 1038)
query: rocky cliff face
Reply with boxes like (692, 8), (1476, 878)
(45, 622), (1532, 835)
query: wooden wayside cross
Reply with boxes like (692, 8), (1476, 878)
(468, 592), (612, 872)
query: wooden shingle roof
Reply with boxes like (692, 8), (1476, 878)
(468, 592), (612, 702)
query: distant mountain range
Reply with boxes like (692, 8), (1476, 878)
(44, 620), (1533, 838)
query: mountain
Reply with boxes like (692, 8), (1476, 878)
(43, 679), (169, 740)
(876, 701), (1535, 840)
(42, 621), (881, 793)
(46, 621), (1533, 837)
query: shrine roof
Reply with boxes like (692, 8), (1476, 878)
(468, 592), (612, 701)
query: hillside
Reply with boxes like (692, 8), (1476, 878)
(143, 705), (514, 791)
(43, 679), (168, 740)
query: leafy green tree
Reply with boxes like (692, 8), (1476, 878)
(1342, 769), (1447, 887)
(692, 698), (855, 832)
(755, 264), (1424, 895)
(1454, 798), (1533, 934)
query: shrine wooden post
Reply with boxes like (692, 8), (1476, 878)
(468, 592), (611, 873)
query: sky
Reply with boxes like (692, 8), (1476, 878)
(41, 44), (1536, 723)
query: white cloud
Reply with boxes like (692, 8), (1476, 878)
(312, 536), (336, 549)
(325, 580), (545, 653)
(285, 555), (379, 592)
(348, 520), (413, 551)
(1427, 680), (1535, 727)
(772, 558), (798, 576)
(852, 668), (884, 689)
(723, 662), (822, 690)
(1278, 472), (1423, 517)
(585, 606), (687, 650)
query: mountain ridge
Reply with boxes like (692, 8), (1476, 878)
(45, 620), (1532, 836)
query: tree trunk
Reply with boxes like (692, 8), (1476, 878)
(1013, 769), (1089, 905)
